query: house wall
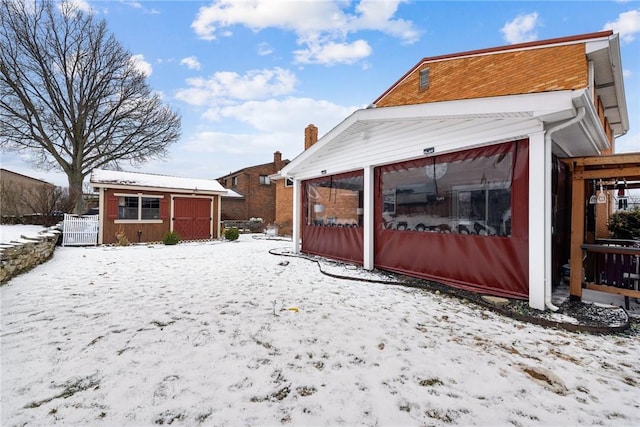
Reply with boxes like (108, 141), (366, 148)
(220, 197), (246, 221)
(102, 188), (171, 244)
(101, 188), (220, 243)
(275, 124), (319, 235)
(275, 180), (293, 235)
(376, 44), (588, 108)
(218, 152), (285, 224)
(0, 169), (55, 216)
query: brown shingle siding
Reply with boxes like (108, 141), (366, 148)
(376, 44), (589, 107)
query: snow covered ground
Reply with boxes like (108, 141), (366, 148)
(0, 224), (48, 244)
(1, 233), (639, 426)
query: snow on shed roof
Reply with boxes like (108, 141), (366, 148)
(90, 168), (226, 194)
(223, 188), (244, 198)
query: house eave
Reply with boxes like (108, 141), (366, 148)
(280, 91), (581, 179)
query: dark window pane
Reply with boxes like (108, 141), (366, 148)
(141, 197), (160, 219)
(119, 196), (139, 219)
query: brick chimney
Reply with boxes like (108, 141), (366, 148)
(274, 151), (282, 170)
(304, 124), (318, 150)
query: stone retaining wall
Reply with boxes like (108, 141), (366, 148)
(0, 228), (61, 284)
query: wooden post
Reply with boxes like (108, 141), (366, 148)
(569, 174), (585, 301)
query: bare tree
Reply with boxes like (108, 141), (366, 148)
(0, 0), (181, 213)
(0, 180), (74, 225)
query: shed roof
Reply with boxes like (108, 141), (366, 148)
(90, 169), (226, 194)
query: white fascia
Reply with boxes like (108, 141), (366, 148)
(281, 91), (578, 179)
(572, 89), (611, 153)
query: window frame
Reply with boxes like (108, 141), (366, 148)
(259, 175), (271, 185)
(419, 68), (430, 91)
(114, 193), (163, 224)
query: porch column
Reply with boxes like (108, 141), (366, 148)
(363, 165), (375, 270)
(292, 178), (301, 254)
(569, 173), (585, 300)
(528, 131), (545, 310)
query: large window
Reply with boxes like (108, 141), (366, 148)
(381, 148), (512, 236)
(118, 195), (161, 220)
(306, 173), (364, 227)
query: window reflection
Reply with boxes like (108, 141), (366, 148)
(381, 151), (512, 237)
(305, 174), (364, 227)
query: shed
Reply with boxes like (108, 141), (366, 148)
(90, 169), (227, 244)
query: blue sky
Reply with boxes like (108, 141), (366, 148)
(2, 0), (639, 187)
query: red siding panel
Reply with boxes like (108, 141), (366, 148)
(373, 139), (530, 299)
(160, 198), (169, 220)
(107, 195), (119, 220)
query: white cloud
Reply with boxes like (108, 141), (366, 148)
(180, 56), (202, 70)
(179, 97), (359, 176)
(58, 0), (92, 17)
(602, 9), (640, 43)
(66, 0), (91, 13)
(215, 97), (357, 133)
(191, 0), (419, 65)
(130, 54), (152, 76)
(175, 67), (297, 106)
(121, 0), (160, 14)
(500, 12), (540, 44)
(294, 39), (372, 65)
(257, 42), (273, 56)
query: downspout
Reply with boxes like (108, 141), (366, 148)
(543, 106), (586, 311)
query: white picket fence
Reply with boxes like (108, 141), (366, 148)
(62, 214), (99, 246)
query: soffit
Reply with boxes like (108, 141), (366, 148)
(586, 36), (628, 136)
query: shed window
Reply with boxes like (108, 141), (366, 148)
(141, 197), (160, 219)
(259, 175), (271, 185)
(118, 195), (161, 220)
(419, 68), (430, 90)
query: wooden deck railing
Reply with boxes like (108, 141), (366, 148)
(581, 243), (640, 308)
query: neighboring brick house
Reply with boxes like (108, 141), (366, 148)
(273, 124), (319, 235)
(0, 168), (56, 217)
(279, 31), (629, 310)
(217, 152), (289, 225)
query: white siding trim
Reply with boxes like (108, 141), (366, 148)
(363, 166), (375, 270)
(114, 193), (164, 198)
(98, 187), (105, 245)
(292, 179), (301, 254)
(528, 131), (546, 310)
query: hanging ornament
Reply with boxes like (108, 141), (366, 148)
(616, 178), (628, 210)
(589, 180), (597, 205)
(596, 180), (606, 204)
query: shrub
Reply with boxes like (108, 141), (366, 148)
(162, 231), (180, 245)
(608, 207), (640, 240)
(224, 227), (240, 241)
(115, 225), (130, 246)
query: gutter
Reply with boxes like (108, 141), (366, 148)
(543, 106), (586, 311)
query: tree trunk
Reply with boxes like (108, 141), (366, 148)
(68, 173), (85, 214)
